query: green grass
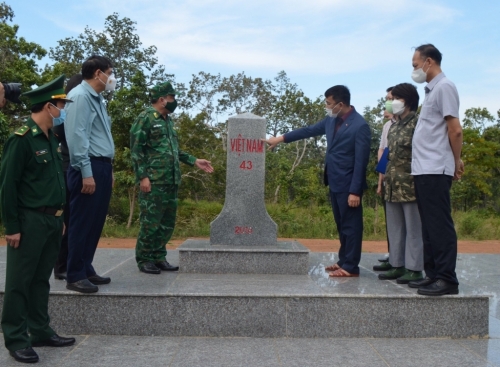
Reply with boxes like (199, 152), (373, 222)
(3, 201), (500, 241)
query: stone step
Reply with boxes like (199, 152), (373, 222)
(178, 239), (309, 274)
(0, 248), (490, 339)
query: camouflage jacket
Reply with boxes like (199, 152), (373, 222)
(130, 107), (196, 185)
(384, 111), (418, 202)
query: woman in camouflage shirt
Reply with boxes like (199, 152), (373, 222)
(378, 83), (424, 284)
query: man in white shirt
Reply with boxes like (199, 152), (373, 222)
(407, 44), (464, 296)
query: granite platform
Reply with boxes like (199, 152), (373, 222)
(1, 334), (500, 367)
(0, 246), (494, 339)
(178, 239), (309, 274)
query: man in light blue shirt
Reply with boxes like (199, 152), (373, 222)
(64, 55), (116, 293)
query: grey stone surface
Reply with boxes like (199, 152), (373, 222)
(210, 113), (277, 245)
(2, 335), (498, 366)
(169, 273), (324, 296)
(172, 337), (281, 367)
(0, 248), (493, 339)
(286, 296), (489, 338)
(179, 239), (309, 274)
(490, 316), (500, 339)
(59, 335), (180, 367)
(47, 295), (288, 338)
(369, 339), (493, 367)
(274, 338), (388, 367)
(458, 339), (500, 366)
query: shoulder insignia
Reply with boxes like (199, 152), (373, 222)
(14, 125), (30, 136)
(154, 112), (159, 119)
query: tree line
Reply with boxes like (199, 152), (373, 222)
(1, 3), (500, 227)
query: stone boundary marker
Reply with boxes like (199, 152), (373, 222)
(210, 112), (277, 246)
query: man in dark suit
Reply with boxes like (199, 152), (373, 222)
(264, 85), (371, 277)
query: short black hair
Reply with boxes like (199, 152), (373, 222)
(65, 74), (83, 94)
(391, 83), (419, 112)
(30, 99), (60, 113)
(81, 55), (113, 80)
(324, 85), (350, 105)
(386, 86), (394, 92)
(415, 44), (442, 66)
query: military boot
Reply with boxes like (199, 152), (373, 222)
(373, 260), (393, 271)
(378, 267), (406, 280)
(396, 270), (424, 284)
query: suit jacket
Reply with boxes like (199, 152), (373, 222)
(284, 107), (371, 194)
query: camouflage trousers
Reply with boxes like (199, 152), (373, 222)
(136, 184), (178, 267)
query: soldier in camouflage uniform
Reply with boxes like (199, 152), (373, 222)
(378, 83), (424, 284)
(130, 81), (214, 274)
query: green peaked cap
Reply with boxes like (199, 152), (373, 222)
(22, 75), (73, 105)
(149, 81), (182, 99)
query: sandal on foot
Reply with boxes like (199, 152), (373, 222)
(329, 268), (359, 277)
(325, 264), (340, 272)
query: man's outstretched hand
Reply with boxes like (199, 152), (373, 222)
(195, 159), (214, 173)
(262, 136), (284, 150)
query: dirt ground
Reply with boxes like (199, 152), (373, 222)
(92, 237), (500, 253)
(1, 237), (498, 253)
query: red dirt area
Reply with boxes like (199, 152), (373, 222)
(1, 238), (498, 253)
(94, 237), (500, 254)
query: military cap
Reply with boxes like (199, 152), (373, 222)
(149, 81), (180, 99)
(22, 75), (73, 105)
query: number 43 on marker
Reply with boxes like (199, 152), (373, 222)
(239, 161), (253, 170)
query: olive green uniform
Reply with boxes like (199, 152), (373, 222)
(0, 118), (65, 351)
(130, 107), (196, 267)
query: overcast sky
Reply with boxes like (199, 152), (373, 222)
(11, 0), (500, 119)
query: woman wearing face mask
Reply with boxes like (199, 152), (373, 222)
(378, 83), (424, 284)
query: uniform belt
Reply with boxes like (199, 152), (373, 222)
(90, 156), (112, 164)
(36, 206), (64, 217)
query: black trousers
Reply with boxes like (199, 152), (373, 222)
(414, 174), (458, 284)
(54, 172), (70, 274)
(66, 160), (112, 283)
(330, 191), (363, 274)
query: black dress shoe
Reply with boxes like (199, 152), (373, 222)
(156, 260), (179, 271)
(9, 347), (39, 363)
(54, 272), (67, 280)
(66, 279), (98, 293)
(140, 262), (161, 274)
(88, 274), (111, 285)
(408, 276), (435, 289)
(32, 334), (76, 347)
(417, 279), (459, 296)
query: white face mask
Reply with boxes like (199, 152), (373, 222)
(411, 60), (430, 84)
(325, 103), (341, 118)
(98, 72), (117, 91)
(391, 99), (405, 115)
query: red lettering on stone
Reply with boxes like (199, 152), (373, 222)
(235, 226), (253, 234)
(231, 136), (264, 153)
(257, 140), (264, 153)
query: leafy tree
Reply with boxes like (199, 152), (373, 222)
(0, 2), (46, 128)
(48, 13), (173, 92)
(452, 107), (500, 211)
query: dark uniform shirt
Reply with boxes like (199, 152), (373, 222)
(130, 107), (196, 185)
(0, 118), (66, 234)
